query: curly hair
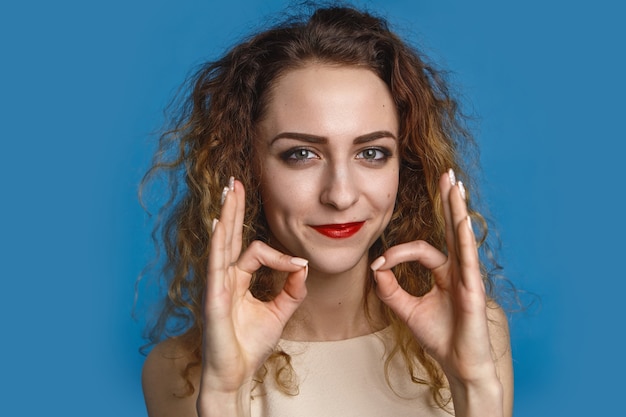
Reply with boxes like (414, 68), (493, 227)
(141, 3), (501, 411)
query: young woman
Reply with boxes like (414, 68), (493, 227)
(141, 5), (514, 417)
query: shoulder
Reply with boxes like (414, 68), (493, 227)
(142, 338), (200, 417)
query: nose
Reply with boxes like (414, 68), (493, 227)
(319, 162), (360, 210)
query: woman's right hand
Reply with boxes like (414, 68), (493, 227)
(197, 179), (308, 416)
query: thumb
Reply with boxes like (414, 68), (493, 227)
(374, 268), (416, 323)
(270, 264), (308, 324)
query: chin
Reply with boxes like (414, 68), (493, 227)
(306, 252), (369, 276)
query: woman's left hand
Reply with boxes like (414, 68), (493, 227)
(371, 170), (512, 417)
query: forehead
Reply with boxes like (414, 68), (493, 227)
(259, 64), (398, 138)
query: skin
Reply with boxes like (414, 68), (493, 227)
(142, 64), (514, 417)
(256, 65), (399, 340)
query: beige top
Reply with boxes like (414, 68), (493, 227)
(250, 328), (452, 417)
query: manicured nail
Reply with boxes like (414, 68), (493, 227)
(458, 181), (466, 200)
(212, 218), (219, 232)
(448, 168), (456, 186)
(228, 176), (235, 191)
(290, 257), (309, 267)
(467, 216), (473, 233)
(370, 256), (386, 271)
(220, 186), (230, 205)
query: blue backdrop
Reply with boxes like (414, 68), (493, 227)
(1, 0), (623, 415)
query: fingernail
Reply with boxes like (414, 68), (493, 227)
(228, 176), (235, 191)
(212, 218), (219, 232)
(458, 181), (466, 200)
(290, 257), (308, 267)
(220, 186), (229, 205)
(467, 216), (473, 233)
(370, 256), (386, 271)
(448, 168), (456, 186)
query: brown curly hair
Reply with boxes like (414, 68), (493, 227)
(142, 3), (500, 411)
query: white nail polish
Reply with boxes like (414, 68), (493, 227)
(290, 257), (309, 267)
(467, 216), (473, 233)
(212, 218), (219, 232)
(448, 168), (456, 185)
(458, 181), (466, 200)
(220, 186), (229, 205)
(228, 176), (235, 191)
(370, 256), (386, 271)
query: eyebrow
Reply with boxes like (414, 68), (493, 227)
(270, 130), (397, 145)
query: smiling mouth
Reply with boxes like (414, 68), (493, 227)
(311, 222), (365, 238)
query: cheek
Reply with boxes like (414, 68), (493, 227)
(260, 173), (307, 219)
(377, 169), (399, 206)
(384, 189), (399, 224)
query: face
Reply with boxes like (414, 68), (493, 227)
(256, 64), (400, 275)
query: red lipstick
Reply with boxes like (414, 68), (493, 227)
(311, 222), (365, 238)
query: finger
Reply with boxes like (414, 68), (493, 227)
(374, 269), (418, 324)
(448, 175), (470, 243)
(439, 170), (457, 261)
(446, 177), (482, 290)
(219, 180), (237, 264)
(207, 219), (227, 298)
(230, 179), (246, 261)
(371, 240), (447, 271)
(270, 266), (308, 325)
(236, 240), (308, 277)
(456, 215), (483, 291)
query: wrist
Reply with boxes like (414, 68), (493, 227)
(447, 377), (503, 417)
(196, 381), (253, 417)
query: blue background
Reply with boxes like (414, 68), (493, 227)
(1, 0), (623, 415)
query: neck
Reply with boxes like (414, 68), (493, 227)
(282, 256), (385, 341)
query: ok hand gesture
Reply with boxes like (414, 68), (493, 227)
(198, 179), (308, 414)
(371, 170), (512, 417)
